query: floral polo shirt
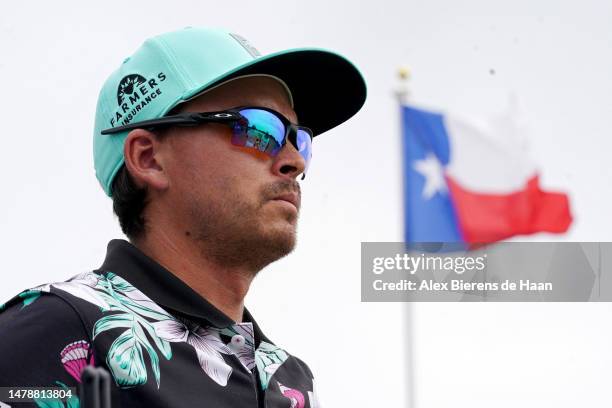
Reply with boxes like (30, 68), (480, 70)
(0, 239), (320, 408)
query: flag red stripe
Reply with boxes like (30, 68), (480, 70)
(446, 175), (572, 243)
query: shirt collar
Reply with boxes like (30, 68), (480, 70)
(96, 239), (271, 347)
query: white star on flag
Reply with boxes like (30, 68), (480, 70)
(413, 152), (447, 199)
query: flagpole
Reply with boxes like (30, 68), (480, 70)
(395, 66), (416, 408)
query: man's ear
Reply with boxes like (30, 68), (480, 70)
(123, 129), (170, 192)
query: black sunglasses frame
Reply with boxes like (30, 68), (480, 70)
(101, 106), (313, 180)
(100, 106), (313, 151)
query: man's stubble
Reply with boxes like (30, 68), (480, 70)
(185, 175), (300, 275)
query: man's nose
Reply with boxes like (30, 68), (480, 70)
(270, 140), (307, 180)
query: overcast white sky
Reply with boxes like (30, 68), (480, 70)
(1, 1), (611, 407)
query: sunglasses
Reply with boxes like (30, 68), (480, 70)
(101, 106), (313, 178)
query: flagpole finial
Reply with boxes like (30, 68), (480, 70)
(395, 66), (412, 103)
(398, 66), (412, 81)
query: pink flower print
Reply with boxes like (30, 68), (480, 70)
(60, 340), (95, 383)
(278, 381), (306, 408)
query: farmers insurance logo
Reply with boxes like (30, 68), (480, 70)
(109, 72), (167, 128)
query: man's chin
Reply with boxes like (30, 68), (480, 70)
(239, 239), (294, 274)
(255, 226), (297, 264)
(265, 228), (297, 256)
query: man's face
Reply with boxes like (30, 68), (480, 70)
(152, 76), (305, 272)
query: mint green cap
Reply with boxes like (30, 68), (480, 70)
(94, 26), (367, 197)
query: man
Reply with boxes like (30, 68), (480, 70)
(0, 27), (366, 407)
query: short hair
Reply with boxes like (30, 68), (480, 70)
(111, 164), (148, 240)
(110, 127), (173, 241)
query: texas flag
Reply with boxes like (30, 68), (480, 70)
(402, 104), (572, 243)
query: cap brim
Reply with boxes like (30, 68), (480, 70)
(186, 48), (367, 137)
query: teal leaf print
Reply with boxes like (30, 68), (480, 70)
(255, 341), (289, 390)
(29, 270), (255, 389)
(133, 323), (162, 386)
(93, 310), (168, 388)
(95, 273), (170, 321)
(140, 318), (172, 360)
(93, 313), (135, 335)
(106, 326), (148, 387)
(11, 271), (176, 389)
(18, 289), (42, 308)
(89, 273), (174, 388)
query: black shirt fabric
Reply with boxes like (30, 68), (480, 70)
(0, 239), (319, 408)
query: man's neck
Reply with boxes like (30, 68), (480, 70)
(131, 227), (254, 323)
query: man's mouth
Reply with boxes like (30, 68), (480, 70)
(271, 193), (300, 211)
